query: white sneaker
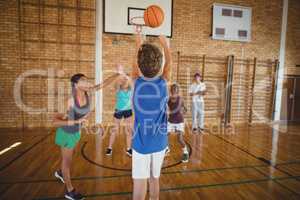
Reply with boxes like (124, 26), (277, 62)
(165, 147), (170, 156)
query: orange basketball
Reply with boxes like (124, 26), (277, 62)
(144, 5), (164, 28)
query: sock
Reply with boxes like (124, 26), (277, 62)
(182, 146), (188, 154)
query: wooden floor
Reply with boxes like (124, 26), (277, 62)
(0, 124), (300, 200)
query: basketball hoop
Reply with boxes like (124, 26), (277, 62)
(129, 16), (145, 33)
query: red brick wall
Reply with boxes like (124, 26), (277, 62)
(101, 0), (283, 124)
(285, 0), (300, 75)
(0, 0), (298, 128)
(0, 0), (96, 128)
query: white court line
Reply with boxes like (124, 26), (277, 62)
(0, 142), (22, 156)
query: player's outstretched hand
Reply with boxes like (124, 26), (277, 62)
(135, 25), (142, 34)
(117, 64), (125, 75)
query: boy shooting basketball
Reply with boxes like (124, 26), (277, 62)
(131, 31), (172, 200)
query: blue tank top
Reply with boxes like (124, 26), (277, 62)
(115, 89), (132, 111)
(132, 76), (169, 154)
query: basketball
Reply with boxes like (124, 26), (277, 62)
(144, 5), (164, 28)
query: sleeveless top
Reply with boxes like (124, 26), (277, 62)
(115, 88), (132, 111)
(168, 96), (184, 123)
(61, 90), (90, 134)
(132, 76), (169, 154)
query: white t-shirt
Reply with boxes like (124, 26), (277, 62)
(189, 82), (206, 102)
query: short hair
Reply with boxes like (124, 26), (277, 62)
(194, 73), (201, 78)
(170, 83), (180, 93)
(138, 43), (163, 78)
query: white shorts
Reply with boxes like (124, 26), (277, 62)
(132, 149), (166, 179)
(167, 122), (185, 133)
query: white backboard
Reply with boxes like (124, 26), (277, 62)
(212, 3), (252, 42)
(103, 0), (173, 37)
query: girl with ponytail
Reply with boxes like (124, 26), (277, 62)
(53, 69), (122, 200)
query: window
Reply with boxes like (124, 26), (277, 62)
(238, 30), (247, 37)
(216, 28), (225, 35)
(222, 8), (232, 16)
(234, 10), (243, 17)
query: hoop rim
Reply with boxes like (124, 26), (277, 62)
(129, 16), (146, 26)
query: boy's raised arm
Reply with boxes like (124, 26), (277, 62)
(159, 35), (172, 82)
(132, 31), (142, 79)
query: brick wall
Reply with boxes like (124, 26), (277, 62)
(0, 0), (298, 128)
(0, 0), (96, 128)
(285, 0), (300, 75)
(0, 0), (22, 128)
(102, 0), (283, 124)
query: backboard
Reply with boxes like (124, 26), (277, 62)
(103, 0), (173, 37)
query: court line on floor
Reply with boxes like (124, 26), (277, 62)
(253, 166), (300, 195)
(218, 136), (300, 183)
(0, 133), (51, 172)
(81, 141), (192, 171)
(32, 175), (300, 200)
(0, 163), (268, 184)
(209, 132), (300, 183)
(208, 133), (267, 164)
(1, 149), (299, 184)
(273, 165), (300, 182)
(276, 160), (300, 166)
(2, 161), (298, 185)
(207, 131), (300, 169)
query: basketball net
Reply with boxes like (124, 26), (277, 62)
(129, 16), (145, 34)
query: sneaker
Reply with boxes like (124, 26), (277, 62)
(126, 149), (132, 157)
(182, 152), (189, 163)
(192, 128), (198, 133)
(198, 128), (204, 134)
(105, 148), (112, 156)
(65, 189), (85, 200)
(165, 147), (170, 156)
(54, 170), (65, 184)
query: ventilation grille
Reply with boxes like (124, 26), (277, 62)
(222, 8), (232, 16)
(238, 30), (248, 37)
(234, 10), (243, 17)
(216, 28), (225, 36)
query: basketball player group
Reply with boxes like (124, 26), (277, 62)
(52, 5), (206, 200)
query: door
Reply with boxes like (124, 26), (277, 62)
(281, 76), (300, 122)
(293, 78), (300, 121)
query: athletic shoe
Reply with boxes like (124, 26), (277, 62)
(54, 170), (65, 184)
(165, 147), (170, 156)
(192, 128), (198, 133)
(126, 149), (132, 157)
(105, 148), (112, 156)
(65, 189), (85, 200)
(182, 152), (189, 163)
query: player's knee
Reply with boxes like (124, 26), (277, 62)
(110, 126), (118, 134)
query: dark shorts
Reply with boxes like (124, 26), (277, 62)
(114, 109), (133, 119)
